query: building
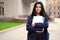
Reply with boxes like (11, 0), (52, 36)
(0, 0), (46, 22)
(46, 0), (60, 18)
(0, 0), (59, 22)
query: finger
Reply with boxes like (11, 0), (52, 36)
(42, 29), (44, 32)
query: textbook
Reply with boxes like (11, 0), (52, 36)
(32, 16), (45, 24)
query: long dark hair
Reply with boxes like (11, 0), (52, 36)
(31, 2), (49, 20)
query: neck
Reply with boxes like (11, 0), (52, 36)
(36, 13), (40, 16)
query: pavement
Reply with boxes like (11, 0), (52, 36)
(0, 18), (60, 40)
(0, 24), (27, 40)
(48, 18), (60, 40)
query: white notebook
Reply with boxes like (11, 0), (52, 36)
(32, 16), (45, 24)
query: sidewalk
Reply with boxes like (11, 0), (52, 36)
(0, 24), (27, 40)
(48, 18), (60, 40)
(0, 18), (60, 40)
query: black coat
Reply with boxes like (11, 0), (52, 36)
(26, 16), (49, 40)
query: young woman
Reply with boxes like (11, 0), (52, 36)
(26, 2), (49, 40)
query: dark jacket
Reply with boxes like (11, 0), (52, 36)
(26, 16), (49, 40)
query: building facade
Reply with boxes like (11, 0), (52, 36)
(46, 0), (60, 18)
(0, 0), (60, 21)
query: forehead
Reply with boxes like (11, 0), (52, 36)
(36, 4), (41, 7)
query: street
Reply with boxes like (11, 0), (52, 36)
(0, 18), (60, 40)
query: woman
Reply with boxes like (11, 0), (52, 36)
(26, 2), (49, 40)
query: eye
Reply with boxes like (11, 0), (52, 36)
(39, 6), (41, 8)
(36, 4), (41, 8)
(36, 6), (38, 8)
(36, 6), (41, 8)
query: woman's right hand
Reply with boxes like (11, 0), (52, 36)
(31, 23), (35, 27)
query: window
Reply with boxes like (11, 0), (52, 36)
(0, 2), (4, 15)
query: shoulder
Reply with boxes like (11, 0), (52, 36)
(27, 16), (32, 21)
(27, 16), (32, 23)
(27, 16), (32, 19)
(44, 17), (48, 22)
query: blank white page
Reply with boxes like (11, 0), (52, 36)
(32, 16), (45, 24)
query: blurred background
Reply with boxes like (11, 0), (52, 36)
(0, 0), (60, 22)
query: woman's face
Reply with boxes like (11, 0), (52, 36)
(35, 4), (41, 14)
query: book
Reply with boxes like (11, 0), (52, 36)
(32, 16), (45, 24)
